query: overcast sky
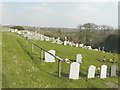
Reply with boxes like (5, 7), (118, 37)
(1, 1), (118, 28)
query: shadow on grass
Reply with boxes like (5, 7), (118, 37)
(61, 72), (69, 78)
(2, 74), (9, 88)
(38, 57), (45, 61)
(80, 71), (87, 78)
(54, 71), (69, 78)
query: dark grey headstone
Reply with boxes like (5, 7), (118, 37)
(110, 65), (116, 77)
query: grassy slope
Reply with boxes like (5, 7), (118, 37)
(0, 27), (2, 89)
(2, 32), (118, 88)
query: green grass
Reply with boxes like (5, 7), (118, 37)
(2, 32), (118, 88)
(0, 29), (2, 89)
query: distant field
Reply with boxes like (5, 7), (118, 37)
(2, 32), (118, 88)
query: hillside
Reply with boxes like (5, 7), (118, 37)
(2, 32), (118, 88)
(0, 27), (2, 89)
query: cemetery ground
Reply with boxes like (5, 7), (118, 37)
(2, 32), (119, 88)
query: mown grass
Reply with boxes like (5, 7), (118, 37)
(2, 32), (118, 88)
(0, 27), (2, 89)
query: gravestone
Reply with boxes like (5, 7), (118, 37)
(94, 49), (98, 51)
(102, 47), (105, 51)
(71, 41), (74, 46)
(87, 65), (96, 78)
(76, 54), (82, 63)
(58, 37), (60, 40)
(99, 47), (101, 51)
(88, 46), (92, 50)
(45, 37), (50, 41)
(64, 41), (67, 45)
(76, 43), (79, 47)
(14, 29), (18, 32)
(52, 37), (56, 43)
(100, 65), (107, 78)
(56, 37), (62, 44)
(18, 31), (21, 34)
(64, 37), (67, 45)
(69, 42), (72, 46)
(69, 62), (80, 79)
(65, 37), (67, 41)
(79, 44), (84, 47)
(44, 50), (55, 62)
(110, 65), (116, 77)
(40, 35), (44, 40)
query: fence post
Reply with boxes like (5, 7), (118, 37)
(36, 52), (38, 58)
(58, 60), (61, 77)
(26, 37), (28, 45)
(40, 49), (43, 61)
(32, 44), (34, 52)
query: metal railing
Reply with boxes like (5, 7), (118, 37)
(30, 40), (65, 77)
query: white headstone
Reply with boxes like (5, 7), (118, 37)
(87, 65), (96, 78)
(69, 42), (72, 46)
(79, 44), (84, 47)
(94, 49), (98, 51)
(76, 54), (82, 63)
(73, 43), (75, 46)
(99, 47), (101, 51)
(58, 37), (60, 40)
(64, 41), (67, 45)
(88, 46), (92, 50)
(103, 47), (104, 51)
(65, 37), (67, 41)
(41, 37), (44, 41)
(52, 39), (56, 43)
(45, 37), (50, 41)
(14, 29), (18, 32)
(100, 65), (107, 78)
(44, 50), (55, 62)
(76, 43), (79, 47)
(69, 62), (80, 79)
(18, 31), (21, 34)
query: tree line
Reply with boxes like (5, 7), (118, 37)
(10, 23), (120, 54)
(78, 23), (119, 53)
